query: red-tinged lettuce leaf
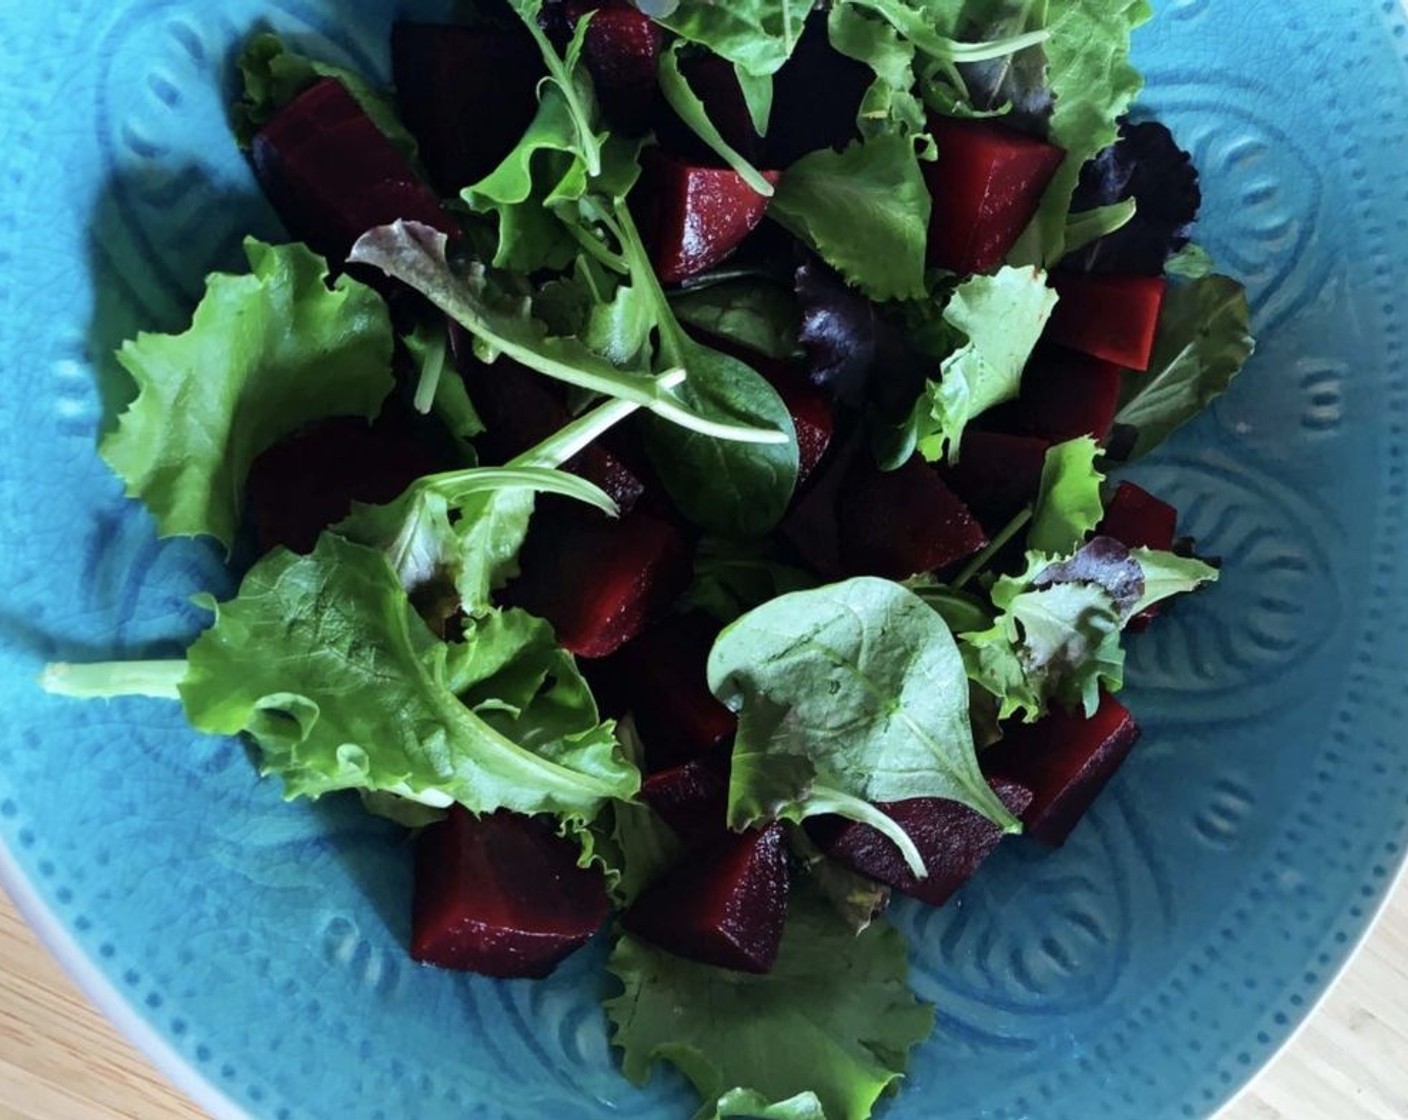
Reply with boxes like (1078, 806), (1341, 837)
(101, 239), (395, 549)
(605, 885), (934, 1120)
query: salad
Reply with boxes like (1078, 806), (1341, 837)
(44, 0), (1255, 1117)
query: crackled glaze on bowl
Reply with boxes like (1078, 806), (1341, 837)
(0, 2), (1406, 1119)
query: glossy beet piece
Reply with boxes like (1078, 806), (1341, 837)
(987, 346), (1124, 445)
(639, 759), (731, 850)
(984, 692), (1142, 846)
(635, 152), (780, 284)
(392, 23), (543, 193)
(1047, 273), (1167, 371)
(247, 406), (462, 555)
(924, 115), (1065, 275)
(841, 455), (989, 580)
(507, 507), (689, 658)
(564, 1), (662, 135)
(412, 807), (610, 978)
(623, 823), (789, 973)
(780, 435), (862, 581)
(938, 431), (1051, 532)
(756, 360), (835, 484)
(456, 346), (646, 511)
(251, 79), (457, 268)
(1099, 482), (1177, 551)
(606, 613), (736, 769)
(807, 778), (1033, 907)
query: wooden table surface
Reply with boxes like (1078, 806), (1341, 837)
(1, 877), (1407, 1120)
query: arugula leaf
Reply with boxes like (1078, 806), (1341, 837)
(652, 0), (815, 77)
(826, 4), (928, 141)
(605, 886), (934, 1120)
(506, 0), (604, 176)
(1025, 0), (1153, 263)
(232, 33), (419, 158)
(348, 220), (785, 446)
(902, 265), (1058, 465)
(176, 534), (637, 820)
(951, 0), (1054, 133)
(770, 136), (932, 302)
(658, 44), (776, 196)
(1114, 274), (1254, 460)
(102, 239), (394, 549)
(1028, 436), (1105, 554)
(709, 578), (1021, 831)
(536, 256), (656, 369)
(670, 279), (801, 362)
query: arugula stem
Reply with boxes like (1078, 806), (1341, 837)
(412, 322), (449, 415)
(508, 382), (682, 470)
(952, 505), (1033, 591)
(658, 45), (776, 198)
(520, 15), (602, 177)
(944, 29), (1049, 63)
(809, 785), (930, 880)
(40, 660), (187, 701)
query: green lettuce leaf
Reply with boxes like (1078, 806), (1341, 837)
(827, 4), (928, 141)
(653, 0), (815, 77)
(605, 886), (934, 1120)
(1025, 0), (1153, 263)
(770, 135), (932, 302)
(102, 239), (394, 548)
(179, 534), (638, 820)
(1028, 436), (1105, 554)
(670, 279), (802, 363)
(506, 1), (604, 176)
(907, 265), (1058, 463)
(231, 32), (419, 157)
(1114, 274), (1255, 460)
(708, 578), (1021, 833)
(1129, 546), (1220, 614)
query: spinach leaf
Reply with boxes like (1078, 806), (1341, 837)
(671, 279), (802, 362)
(770, 135), (932, 302)
(1114, 274), (1255, 460)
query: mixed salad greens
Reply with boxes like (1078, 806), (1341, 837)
(44, 0), (1255, 1116)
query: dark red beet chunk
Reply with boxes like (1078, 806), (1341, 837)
(639, 758), (731, 850)
(392, 23), (544, 193)
(506, 507), (689, 658)
(759, 361), (835, 485)
(634, 152), (780, 284)
(986, 346), (1124, 445)
(840, 455), (988, 580)
(623, 823), (789, 973)
(781, 435), (863, 581)
(807, 778), (1033, 907)
(456, 344), (646, 511)
(937, 431), (1052, 532)
(412, 807), (609, 978)
(1047, 273), (1167, 371)
(924, 115), (1065, 275)
(251, 79), (458, 268)
(247, 405), (462, 555)
(603, 613), (736, 770)
(984, 692), (1142, 846)
(1099, 482), (1177, 551)
(564, 1), (662, 135)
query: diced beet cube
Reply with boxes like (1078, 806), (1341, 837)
(604, 613), (736, 770)
(411, 807), (609, 978)
(634, 152), (780, 285)
(1047, 273), (1167, 371)
(454, 342), (646, 511)
(759, 361), (835, 484)
(986, 346), (1124, 445)
(840, 455), (988, 580)
(806, 778), (1032, 907)
(247, 404), (462, 555)
(251, 79), (458, 269)
(639, 758), (731, 850)
(780, 435), (862, 581)
(937, 431), (1051, 532)
(983, 692), (1142, 846)
(392, 23), (544, 193)
(506, 507), (690, 658)
(623, 823), (789, 973)
(1099, 482), (1177, 551)
(564, 1), (662, 135)
(924, 115), (1065, 275)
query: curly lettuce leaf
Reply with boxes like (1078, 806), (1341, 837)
(650, 0), (815, 77)
(826, 4), (928, 141)
(178, 534), (638, 820)
(1028, 436), (1105, 554)
(605, 886), (934, 1120)
(102, 239), (394, 548)
(770, 135), (932, 302)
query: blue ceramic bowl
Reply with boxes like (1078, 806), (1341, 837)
(2, 2), (1407, 1118)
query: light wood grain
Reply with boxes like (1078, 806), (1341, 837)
(2, 879), (1407, 1119)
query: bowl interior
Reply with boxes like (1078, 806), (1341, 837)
(1, 2), (1407, 1119)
